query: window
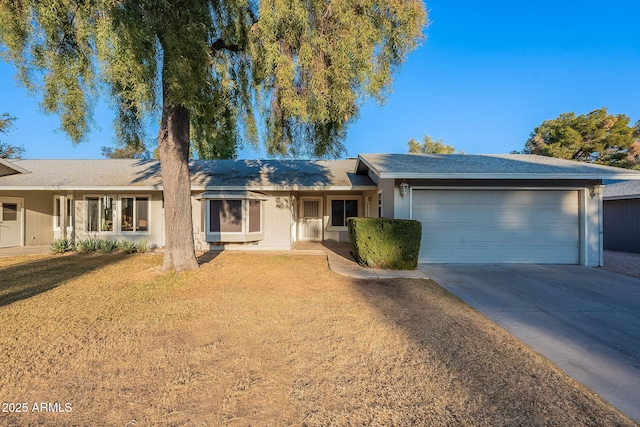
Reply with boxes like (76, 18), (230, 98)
(330, 199), (359, 227)
(248, 200), (261, 233)
(86, 195), (149, 234)
(377, 191), (383, 218)
(2, 203), (17, 221)
(205, 197), (263, 239)
(54, 196), (73, 230)
(121, 196), (149, 232)
(209, 200), (243, 233)
(86, 196), (114, 232)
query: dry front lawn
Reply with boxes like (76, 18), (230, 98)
(0, 252), (635, 426)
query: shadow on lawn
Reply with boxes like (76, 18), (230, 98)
(349, 277), (634, 425)
(0, 253), (130, 308)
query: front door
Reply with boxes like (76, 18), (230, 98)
(299, 197), (323, 241)
(0, 197), (23, 248)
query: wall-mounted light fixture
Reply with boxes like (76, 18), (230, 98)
(400, 182), (409, 198)
(589, 184), (604, 199)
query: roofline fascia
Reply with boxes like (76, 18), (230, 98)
(201, 185), (378, 191)
(376, 172), (640, 180)
(355, 155), (381, 177)
(0, 185), (164, 191)
(0, 158), (30, 174)
(603, 195), (640, 201)
(0, 184), (378, 192)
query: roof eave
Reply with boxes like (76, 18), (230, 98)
(0, 185), (164, 191)
(354, 155), (380, 177)
(0, 158), (30, 175)
(201, 185), (378, 191)
(376, 172), (640, 180)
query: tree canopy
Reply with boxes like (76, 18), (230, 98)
(0, 113), (24, 159)
(0, 0), (427, 271)
(408, 136), (456, 154)
(0, 0), (426, 157)
(522, 108), (640, 169)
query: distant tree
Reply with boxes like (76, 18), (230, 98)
(0, 114), (25, 159)
(408, 136), (456, 154)
(522, 108), (640, 169)
(101, 144), (150, 159)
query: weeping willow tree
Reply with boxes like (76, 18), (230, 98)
(0, 0), (427, 271)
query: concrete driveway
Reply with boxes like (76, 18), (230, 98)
(421, 264), (640, 423)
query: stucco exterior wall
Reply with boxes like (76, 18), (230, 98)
(583, 189), (603, 267)
(0, 190), (53, 245)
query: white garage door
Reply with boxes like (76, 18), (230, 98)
(412, 190), (580, 264)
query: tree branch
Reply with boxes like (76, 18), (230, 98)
(211, 38), (242, 52)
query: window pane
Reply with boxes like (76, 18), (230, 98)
(209, 200), (242, 233)
(121, 197), (134, 231)
(54, 198), (61, 228)
(136, 198), (149, 231)
(101, 197), (113, 232)
(345, 200), (358, 219)
(249, 200), (261, 233)
(87, 198), (99, 232)
(2, 203), (17, 221)
(66, 198), (73, 226)
(331, 200), (345, 227)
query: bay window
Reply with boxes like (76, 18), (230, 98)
(199, 191), (266, 242)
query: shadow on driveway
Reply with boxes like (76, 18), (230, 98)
(421, 264), (640, 423)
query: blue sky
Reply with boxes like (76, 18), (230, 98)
(1, 0), (639, 159)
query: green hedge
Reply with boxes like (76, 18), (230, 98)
(347, 217), (422, 270)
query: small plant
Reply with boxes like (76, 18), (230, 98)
(118, 240), (137, 254)
(76, 238), (101, 252)
(50, 238), (75, 254)
(136, 240), (149, 253)
(98, 239), (120, 253)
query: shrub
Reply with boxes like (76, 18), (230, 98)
(76, 238), (101, 252)
(118, 240), (137, 254)
(347, 217), (422, 270)
(50, 238), (75, 254)
(98, 239), (120, 253)
(136, 240), (150, 253)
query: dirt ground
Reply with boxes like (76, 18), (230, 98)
(0, 252), (635, 426)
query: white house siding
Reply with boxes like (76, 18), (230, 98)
(584, 189), (603, 266)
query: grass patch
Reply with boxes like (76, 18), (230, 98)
(0, 253), (634, 426)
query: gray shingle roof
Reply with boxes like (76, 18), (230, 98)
(604, 181), (640, 199)
(357, 153), (640, 180)
(0, 158), (375, 190)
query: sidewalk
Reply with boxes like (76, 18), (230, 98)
(293, 241), (427, 280)
(0, 245), (51, 257)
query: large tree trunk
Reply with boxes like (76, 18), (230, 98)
(157, 99), (199, 272)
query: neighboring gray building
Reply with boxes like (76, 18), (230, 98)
(604, 180), (640, 254)
(3, 154), (640, 266)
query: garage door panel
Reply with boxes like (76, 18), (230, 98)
(414, 190), (580, 264)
